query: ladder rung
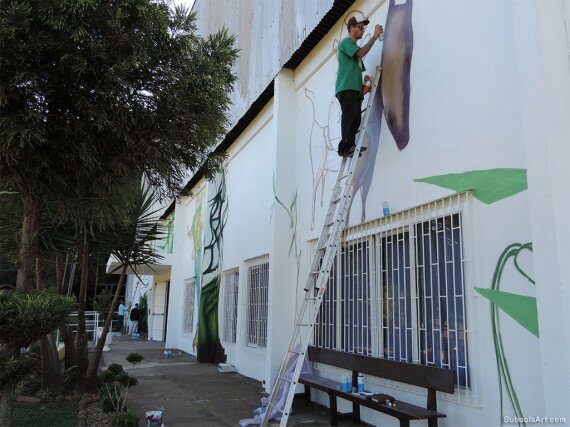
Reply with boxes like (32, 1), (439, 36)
(278, 376), (296, 384)
(267, 403), (283, 413)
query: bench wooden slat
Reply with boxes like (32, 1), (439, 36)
(300, 374), (446, 420)
(299, 374), (339, 392)
(308, 346), (455, 393)
(299, 346), (455, 426)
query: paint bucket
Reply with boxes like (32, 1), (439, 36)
(146, 410), (162, 427)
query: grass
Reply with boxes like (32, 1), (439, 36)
(12, 401), (77, 427)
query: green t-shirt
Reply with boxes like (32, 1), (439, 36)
(335, 37), (365, 94)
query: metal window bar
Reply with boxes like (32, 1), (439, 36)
(183, 278), (196, 333)
(246, 255), (269, 348)
(312, 192), (471, 391)
(223, 269), (239, 343)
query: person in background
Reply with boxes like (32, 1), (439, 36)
(129, 303), (141, 335)
(117, 299), (126, 333)
(335, 16), (383, 157)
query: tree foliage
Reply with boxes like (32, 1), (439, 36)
(0, 290), (75, 349)
(0, 0), (237, 202)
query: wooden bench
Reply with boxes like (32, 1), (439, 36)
(297, 346), (455, 427)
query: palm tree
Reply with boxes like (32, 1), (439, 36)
(83, 184), (165, 388)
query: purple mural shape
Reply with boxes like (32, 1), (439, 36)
(349, 0), (413, 222)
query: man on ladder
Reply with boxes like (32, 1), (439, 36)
(336, 16), (383, 157)
(260, 16), (385, 427)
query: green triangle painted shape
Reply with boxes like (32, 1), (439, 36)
(475, 288), (539, 337)
(414, 168), (527, 204)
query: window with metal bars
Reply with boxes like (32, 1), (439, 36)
(183, 278), (196, 333)
(246, 256), (269, 348)
(314, 195), (470, 391)
(222, 268), (239, 343)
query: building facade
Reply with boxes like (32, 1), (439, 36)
(129, 0), (570, 425)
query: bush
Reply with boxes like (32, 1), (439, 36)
(15, 374), (41, 396)
(111, 411), (138, 427)
(0, 290), (75, 349)
(107, 363), (124, 375)
(63, 366), (78, 389)
(126, 353), (144, 365)
(100, 384), (121, 413)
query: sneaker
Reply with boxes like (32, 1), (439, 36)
(339, 145), (367, 158)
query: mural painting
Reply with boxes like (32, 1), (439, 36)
(416, 168), (535, 426)
(197, 172), (228, 364)
(349, 0), (414, 222)
(306, 88), (341, 230)
(187, 191), (205, 350)
(307, 0), (414, 227)
(272, 178), (302, 310)
(157, 212), (175, 253)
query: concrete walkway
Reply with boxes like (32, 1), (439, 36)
(102, 335), (363, 426)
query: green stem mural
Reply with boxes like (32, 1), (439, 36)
(198, 171), (228, 364)
(272, 177), (302, 304)
(416, 168), (537, 426)
(476, 243), (536, 427)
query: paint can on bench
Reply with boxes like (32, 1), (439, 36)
(341, 375), (350, 392)
(358, 373), (364, 392)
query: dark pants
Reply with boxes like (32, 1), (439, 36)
(116, 315), (124, 333)
(336, 90), (362, 154)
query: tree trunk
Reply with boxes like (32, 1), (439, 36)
(84, 264), (128, 387)
(0, 381), (16, 427)
(16, 193), (40, 292)
(35, 255), (42, 290)
(55, 253), (63, 294)
(60, 326), (77, 372)
(76, 241), (89, 381)
(55, 253), (76, 371)
(40, 335), (62, 391)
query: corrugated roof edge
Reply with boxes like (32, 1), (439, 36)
(161, 0), (355, 219)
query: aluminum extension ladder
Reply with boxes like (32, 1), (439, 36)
(260, 65), (383, 426)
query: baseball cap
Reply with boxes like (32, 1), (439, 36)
(347, 16), (370, 30)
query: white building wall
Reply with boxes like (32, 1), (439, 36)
(286, 1), (545, 425)
(151, 0), (569, 425)
(164, 181), (208, 354)
(221, 102), (276, 381)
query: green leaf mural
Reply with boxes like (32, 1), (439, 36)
(198, 276), (221, 361)
(413, 168), (532, 426)
(414, 168), (527, 204)
(197, 171), (227, 364)
(475, 288), (538, 338)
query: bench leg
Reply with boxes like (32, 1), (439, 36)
(428, 419), (438, 427)
(399, 419), (410, 427)
(304, 385), (311, 402)
(352, 401), (361, 423)
(329, 392), (338, 426)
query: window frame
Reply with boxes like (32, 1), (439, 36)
(222, 268), (240, 343)
(183, 277), (196, 334)
(245, 255), (270, 349)
(313, 193), (473, 395)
